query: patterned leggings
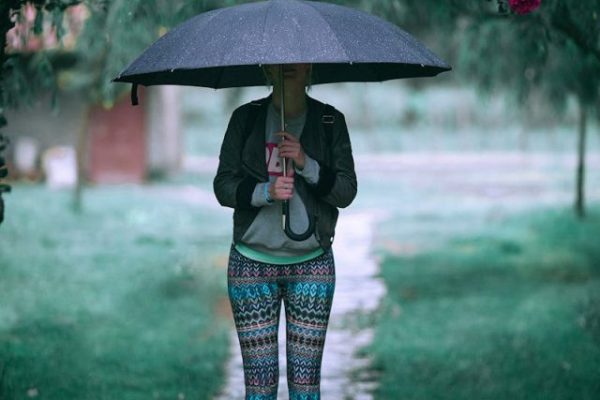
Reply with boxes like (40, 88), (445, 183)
(227, 246), (336, 400)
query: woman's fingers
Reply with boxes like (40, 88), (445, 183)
(276, 177), (294, 197)
(269, 176), (294, 200)
(277, 131), (297, 142)
(279, 141), (299, 153)
(277, 132), (305, 169)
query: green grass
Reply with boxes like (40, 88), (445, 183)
(369, 207), (600, 400)
(0, 183), (232, 400)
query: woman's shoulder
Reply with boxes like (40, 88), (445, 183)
(234, 96), (270, 112)
(307, 96), (345, 118)
(227, 96), (270, 122)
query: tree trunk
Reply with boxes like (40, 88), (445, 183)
(73, 105), (91, 213)
(574, 98), (587, 218)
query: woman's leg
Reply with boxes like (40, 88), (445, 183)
(227, 247), (282, 400)
(283, 249), (336, 400)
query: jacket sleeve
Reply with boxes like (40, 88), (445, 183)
(213, 106), (260, 210)
(312, 111), (357, 208)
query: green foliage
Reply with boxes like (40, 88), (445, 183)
(0, 183), (231, 399)
(460, 16), (551, 101)
(73, 0), (248, 106)
(2, 0), (599, 114)
(73, 0), (156, 105)
(345, 0), (600, 114)
(370, 207), (600, 399)
(0, 1), (83, 206)
(3, 53), (60, 109)
(0, 0), (246, 111)
(0, 0), (246, 214)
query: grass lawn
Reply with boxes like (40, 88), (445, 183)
(0, 182), (232, 400)
(369, 206), (600, 400)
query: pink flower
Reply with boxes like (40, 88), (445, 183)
(508, 0), (542, 15)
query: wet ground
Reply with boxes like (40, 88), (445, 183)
(181, 151), (600, 399)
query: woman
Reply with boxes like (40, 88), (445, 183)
(213, 63), (357, 400)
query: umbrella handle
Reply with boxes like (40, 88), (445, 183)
(283, 200), (316, 242)
(278, 65), (315, 242)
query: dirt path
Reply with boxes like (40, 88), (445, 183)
(214, 211), (386, 400)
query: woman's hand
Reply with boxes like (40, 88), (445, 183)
(269, 176), (294, 201)
(278, 131), (305, 170)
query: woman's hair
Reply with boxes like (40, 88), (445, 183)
(261, 65), (313, 91)
(261, 65), (272, 88)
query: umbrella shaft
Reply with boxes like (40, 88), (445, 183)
(279, 65), (287, 177)
(279, 65), (287, 230)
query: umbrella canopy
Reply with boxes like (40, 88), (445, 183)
(113, 0), (451, 89)
(113, 0), (451, 241)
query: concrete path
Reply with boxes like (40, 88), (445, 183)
(214, 211), (386, 400)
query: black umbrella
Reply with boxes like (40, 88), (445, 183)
(113, 0), (451, 240)
(115, 0), (450, 90)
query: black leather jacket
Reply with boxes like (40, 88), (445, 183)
(213, 95), (357, 250)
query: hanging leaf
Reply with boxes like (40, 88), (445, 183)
(0, 157), (7, 178)
(50, 85), (59, 112)
(33, 6), (44, 35)
(52, 7), (65, 40)
(0, 195), (4, 225)
(34, 53), (56, 88)
(0, 132), (7, 150)
(44, 2), (56, 12)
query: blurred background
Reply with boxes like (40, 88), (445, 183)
(0, 1), (599, 399)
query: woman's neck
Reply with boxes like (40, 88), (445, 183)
(272, 84), (307, 119)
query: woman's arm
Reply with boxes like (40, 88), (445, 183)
(213, 106), (259, 210)
(312, 111), (357, 209)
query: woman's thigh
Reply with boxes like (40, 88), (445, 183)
(227, 247), (282, 390)
(283, 250), (336, 384)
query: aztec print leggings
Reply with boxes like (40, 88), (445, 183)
(227, 246), (336, 400)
